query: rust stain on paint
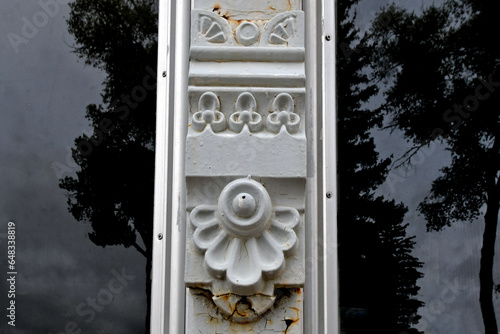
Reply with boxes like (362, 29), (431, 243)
(283, 317), (299, 333)
(283, 305), (300, 333)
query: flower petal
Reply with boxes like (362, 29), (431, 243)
(205, 233), (235, 279)
(273, 206), (300, 229)
(189, 204), (217, 228)
(255, 231), (285, 279)
(269, 219), (298, 256)
(192, 218), (222, 253)
(226, 238), (262, 295)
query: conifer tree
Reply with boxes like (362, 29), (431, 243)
(338, 1), (424, 332)
(369, 1), (500, 332)
(59, 1), (158, 332)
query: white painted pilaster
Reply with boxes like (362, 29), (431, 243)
(151, 1), (338, 333)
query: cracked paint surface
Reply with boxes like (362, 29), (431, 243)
(193, 0), (300, 20)
(188, 288), (302, 333)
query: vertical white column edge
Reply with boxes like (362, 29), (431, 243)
(322, 0), (340, 333)
(151, 0), (173, 333)
(169, 0), (190, 332)
(304, 0), (320, 333)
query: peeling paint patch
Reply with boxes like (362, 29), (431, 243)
(194, 0), (300, 20)
(283, 314), (299, 333)
(284, 318), (296, 333)
(187, 287), (303, 333)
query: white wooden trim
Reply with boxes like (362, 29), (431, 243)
(303, 0), (321, 332)
(151, 0), (339, 332)
(150, 0), (172, 331)
(321, 0), (339, 333)
(150, 0), (190, 332)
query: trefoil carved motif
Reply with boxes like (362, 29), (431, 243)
(228, 93), (263, 132)
(190, 92), (301, 134)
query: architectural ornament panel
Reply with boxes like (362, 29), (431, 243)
(190, 177), (299, 291)
(190, 92), (302, 135)
(192, 10), (304, 48)
(185, 2), (306, 331)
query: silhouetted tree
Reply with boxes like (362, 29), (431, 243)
(59, 0), (158, 332)
(337, 1), (424, 333)
(369, 1), (500, 332)
(60, 0), (428, 332)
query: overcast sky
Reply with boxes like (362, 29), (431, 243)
(1, 1), (147, 333)
(0, 0), (498, 333)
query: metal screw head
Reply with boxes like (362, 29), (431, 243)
(162, 71), (167, 77)
(326, 191), (332, 199)
(158, 233), (163, 240)
(325, 35), (332, 41)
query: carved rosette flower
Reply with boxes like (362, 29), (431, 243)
(191, 92), (226, 132)
(266, 93), (300, 134)
(228, 93), (264, 133)
(189, 177), (300, 296)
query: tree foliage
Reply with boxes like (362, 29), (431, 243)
(369, 1), (500, 332)
(60, 0), (158, 332)
(61, 0), (157, 259)
(60, 0), (429, 332)
(337, 1), (424, 332)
